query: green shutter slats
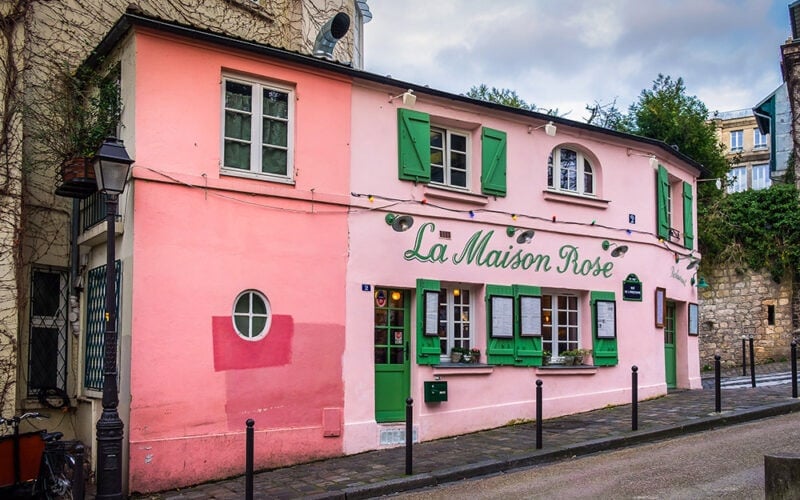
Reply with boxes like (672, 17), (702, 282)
(480, 127), (507, 196)
(415, 278), (441, 364)
(485, 284), (515, 365)
(513, 284), (542, 366)
(591, 290), (618, 366)
(656, 165), (670, 240)
(683, 181), (694, 250)
(398, 109), (431, 182)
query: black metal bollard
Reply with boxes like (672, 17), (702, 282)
(631, 366), (638, 431)
(792, 340), (797, 399)
(245, 419), (254, 500)
(405, 398), (413, 475)
(536, 380), (543, 449)
(73, 443), (86, 500)
(742, 336), (747, 377)
(749, 335), (756, 388)
(714, 354), (721, 413)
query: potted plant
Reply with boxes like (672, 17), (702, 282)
(573, 349), (592, 365)
(542, 350), (551, 366)
(469, 348), (481, 364)
(450, 346), (464, 363)
(561, 350), (577, 366)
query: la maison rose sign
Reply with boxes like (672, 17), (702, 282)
(402, 222), (614, 278)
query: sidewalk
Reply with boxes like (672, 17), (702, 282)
(133, 362), (800, 499)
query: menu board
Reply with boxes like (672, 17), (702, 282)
(688, 303), (699, 336)
(491, 296), (514, 338)
(520, 296), (542, 336)
(595, 300), (616, 339)
(424, 291), (438, 336)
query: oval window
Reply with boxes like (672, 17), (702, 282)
(232, 290), (271, 340)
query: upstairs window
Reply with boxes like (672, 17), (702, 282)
(751, 164), (771, 190)
(430, 128), (469, 189)
(222, 76), (294, 181)
(547, 147), (595, 196)
(727, 166), (747, 193)
(753, 128), (768, 150)
(730, 130), (743, 152)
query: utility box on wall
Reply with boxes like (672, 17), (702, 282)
(424, 381), (448, 402)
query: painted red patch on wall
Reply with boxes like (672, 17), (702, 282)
(212, 315), (292, 371)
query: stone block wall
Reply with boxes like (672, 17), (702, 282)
(698, 264), (794, 368)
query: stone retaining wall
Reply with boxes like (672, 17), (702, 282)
(698, 264), (794, 368)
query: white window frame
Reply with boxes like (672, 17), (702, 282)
(541, 294), (580, 357)
(232, 290), (272, 341)
(221, 75), (295, 183)
(751, 164), (771, 191)
(437, 286), (473, 359)
(727, 166), (747, 193)
(547, 147), (595, 196)
(753, 128), (768, 150)
(730, 130), (743, 152)
(430, 126), (470, 190)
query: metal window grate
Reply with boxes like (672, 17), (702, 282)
(28, 268), (69, 397)
(79, 192), (108, 231)
(83, 261), (120, 391)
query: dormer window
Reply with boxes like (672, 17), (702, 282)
(547, 147), (595, 196)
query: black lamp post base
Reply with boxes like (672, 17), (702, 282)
(96, 408), (124, 499)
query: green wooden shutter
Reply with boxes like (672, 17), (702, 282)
(513, 284), (542, 366)
(591, 291), (618, 366)
(682, 181), (694, 250)
(656, 165), (670, 240)
(480, 127), (507, 196)
(486, 284), (515, 365)
(415, 278), (441, 364)
(398, 109), (431, 182)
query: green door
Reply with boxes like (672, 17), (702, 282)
(374, 288), (410, 422)
(664, 301), (677, 389)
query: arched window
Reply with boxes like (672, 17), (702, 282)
(232, 290), (271, 340)
(547, 147), (595, 196)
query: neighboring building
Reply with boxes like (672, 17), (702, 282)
(753, 83), (792, 180)
(67, 12), (704, 494)
(712, 109), (772, 193)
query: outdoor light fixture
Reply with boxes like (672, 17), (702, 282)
(686, 258), (701, 270)
(649, 156), (659, 170)
(529, 121), (556, 137)
(697, 177), (723, 190)
(385, 213), (414, 232)
(601, 240), (628, 258)
(389, 89), (416, 106)
(506, 227), (535, 244)
(94, 137), (133, 499)
(691, 276), (709, 288)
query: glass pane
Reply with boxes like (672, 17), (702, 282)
(235, 295), (249, 313)
(263, 89), (289, 118)
(430, 149), (444, 166)
(389, 290), (404, 308)
(431, 165), (444, 183)
(390, 329), (404, 344)
(450, 133), (466, 152)
(251, 295), (266, 314)
(226, 81), (252, 111)
(234, 315), (249, 336)
(262, 119), (287, 147)
(451, 151), (466, 170)
(252, 316), (266, 336)
(374, 347), (388, 364)
(390, 310), (404, 327)
(451, 169), (466, 187)
(374, 329), (388, 346)
(224, 141), (250, 170)
(32, 272), (60, 316)
(390, 347), (404, 364)
(374, 309), (387, 326)
(225, 111), (251, 140)
(261, 147), (287, 175)
(430, 130), (443, 148)
(568, 311), (577, 325)
(29, 327), (58, 389)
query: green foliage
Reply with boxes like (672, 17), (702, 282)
(700, 183), (800, 282)
(466, 84), (560, 115)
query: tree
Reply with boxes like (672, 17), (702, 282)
(466, 84), (560, 115)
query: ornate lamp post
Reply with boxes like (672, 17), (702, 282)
(93, 137), (133, 499)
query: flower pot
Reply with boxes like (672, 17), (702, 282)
(61, 157), (94, 181)
(562, 355), (574, 366)
(450, 352), (462, 363)
(55, 157), (98, 199)
(574, 355), (583, 365)
(471, 353), (480, 364)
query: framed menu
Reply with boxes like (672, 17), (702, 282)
(520, 296), (542, 337)
(490, 296), (514, 338)
(655, 287), (666, 328)
(424, 291), (439, 336)
(595, 300), (616, 339)
(688, 303), (699, 336)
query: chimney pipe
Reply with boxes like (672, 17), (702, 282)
(313, 12), (350, 60)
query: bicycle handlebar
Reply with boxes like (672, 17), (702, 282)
(0, 412), (48, 426)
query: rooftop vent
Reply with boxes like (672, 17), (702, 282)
(313, 12), (350, 60)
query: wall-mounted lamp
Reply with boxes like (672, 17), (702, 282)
(389, 89), (416, 106)
(697, 177), (723, 190)
(385, 213), (414, 232)
(507, 227), (535, 244)
(528, 121), (556, 137)
(626, 149), (659, 170)
(686, 258), (701, 270)
(690, 276), (709, 288)
(601, 240), (628, 258)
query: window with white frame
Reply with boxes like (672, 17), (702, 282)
(222, 76), (293, 180)
(753, 128), (768, 150)
(430, 127), (469, 189)
(727, 166), (747, 193)
(547, 147), (595, 195)
(437, 287), (472, 357)
(751, 164), (771, 191)
(232, 290), (272, 340)
(730, 130), (743, 152)
(541, 294), (579, 357)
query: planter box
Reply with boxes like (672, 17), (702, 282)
(55, 157), (98, 199)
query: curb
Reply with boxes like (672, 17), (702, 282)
(338, 398), (800, 499)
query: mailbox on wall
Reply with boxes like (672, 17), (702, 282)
(424, 381), (448, 402)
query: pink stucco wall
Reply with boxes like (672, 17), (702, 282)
(125, 29), (350, 493)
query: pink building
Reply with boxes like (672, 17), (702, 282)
(65, 13), (703, 494)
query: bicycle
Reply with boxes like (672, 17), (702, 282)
(0, 412), (85, 499)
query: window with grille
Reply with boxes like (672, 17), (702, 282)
(437, 287), (473, 359)
(28, 268), (69, 397)
(541, 294), (579, 357)
(84, 261), (120, 391)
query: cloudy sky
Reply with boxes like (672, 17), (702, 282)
(363, 1), (789, 120)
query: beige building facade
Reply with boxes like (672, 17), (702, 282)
(712, 109), (772, 192)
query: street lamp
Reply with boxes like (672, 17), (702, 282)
(93, 137), (133, 499)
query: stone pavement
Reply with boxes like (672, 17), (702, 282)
(131, 362), (800, 499)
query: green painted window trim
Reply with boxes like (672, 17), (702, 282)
(398, 109), (431, 182)
(480, 127), (507, 196)
(512, 284), (542, 366)
(486, 284), (515, 365)
(485, 284), (542, 366)
(682, 181), (694, 250)
(656, 165), (670, 240)
(591, 290), (618, 366)
(415, 278), (441, 364)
